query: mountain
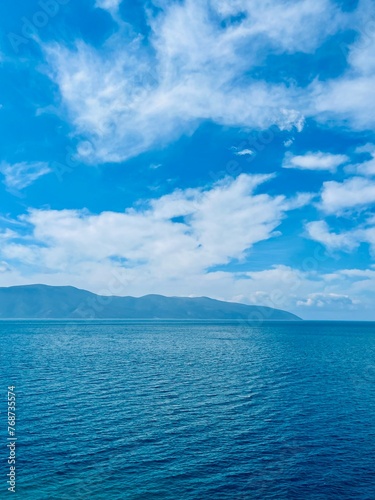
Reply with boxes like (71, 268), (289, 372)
(0, 285), (302, 320)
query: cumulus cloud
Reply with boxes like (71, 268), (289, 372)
(0, 161), (51, 190)
(42, 0), (345, 163)
(312, 77), (375, 131)
(311, 0), (375, 129)
(319, 176), (375, 214)
(306, 220), (360, 251)
(0, 174), (312, 292)
(297, 292), (357, 308)
(283, 151), (349, 172)
(351, 145), (375, 176)
(306, 219), (375, 254)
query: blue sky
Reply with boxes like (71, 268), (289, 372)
(0, 0), (375, 319)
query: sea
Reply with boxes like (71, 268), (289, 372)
(1, 320), (375, 499)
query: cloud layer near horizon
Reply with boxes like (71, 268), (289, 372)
(0, 171), (374, 319)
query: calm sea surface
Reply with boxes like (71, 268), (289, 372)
(1, 320), (375, 499)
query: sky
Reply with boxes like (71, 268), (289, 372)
(0, 0), (374, 319)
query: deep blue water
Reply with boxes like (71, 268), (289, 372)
(1, 320), (375, 499)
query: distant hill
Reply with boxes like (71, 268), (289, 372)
(0, 285), (302, 320)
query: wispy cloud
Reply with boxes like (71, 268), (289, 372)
(95, 0), (121, 11)
(41, 0), (344, 164)
(0, 161), (51, 190)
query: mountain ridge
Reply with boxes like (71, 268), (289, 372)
(0, 284), (302, 320)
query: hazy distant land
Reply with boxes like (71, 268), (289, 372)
(0, 285), (301, 320)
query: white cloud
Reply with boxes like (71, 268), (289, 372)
(319, 176), (375, 214)
(234, 148), (255, 156)
(0, 161), (51, 190)
(1, 250), (374, 319)
(312, 76), (375, 130)
(2, 174), (293, 270)
(350, 145), (375, 176)
(311, 0), (375, 129)
(0, 229), (18, 241)
(239, 265), (373, 318)
(306, 219), (375, 255)
(321, 266), (375, 304)
(241, 264), (374, 318)
(209, 0), (342, 53)
(42, 0), (344, 163)
(297, 292), (357, 308)
(306, 220), (360, 251)
(283, 151), (349, 172)
(95, 0), (121, 12)
(0, 173), (373, 317)
(0, 174), (312, 294)
(355, 143), (375, 155)
(324, 267), (375, 281)
(355, 159), (375, 176)
(0, 261), (11, 273)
